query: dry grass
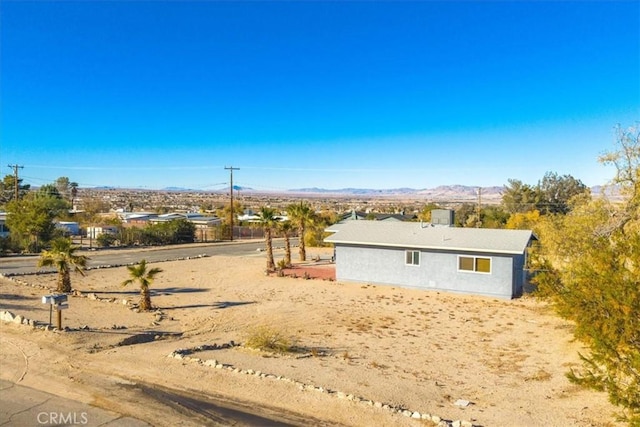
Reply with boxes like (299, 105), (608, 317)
(244, 325), (294, 354)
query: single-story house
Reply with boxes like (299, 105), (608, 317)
(0, 212), (8, 238)
(339, 210), (417, 222)
(86, 226), (118, 239)
(56, 221), (80, 236)
(149, 213), (221, 227)
(324, 221), (536, 299)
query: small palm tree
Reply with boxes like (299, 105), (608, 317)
(257, 207), (278, 271)
(278, 220), (294, 267)
(287, 202), (316, 261)
(38, 237), (88, 293)
(121, 259), (163, 311)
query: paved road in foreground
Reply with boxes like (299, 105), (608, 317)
(0, 378), (308, 427)
(0, 238), (294, 275)
(0, 379), (151, 427)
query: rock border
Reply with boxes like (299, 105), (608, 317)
(168, 344), (480, 427)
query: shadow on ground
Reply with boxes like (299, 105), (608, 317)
(163, 301), (255, 310)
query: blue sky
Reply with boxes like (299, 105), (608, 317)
(1, 1), (638, 191)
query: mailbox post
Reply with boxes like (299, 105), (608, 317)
(42, 294), (68, 329)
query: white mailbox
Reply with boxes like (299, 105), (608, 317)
(42, 294), (69, 329)
(42, 294), (67, 305)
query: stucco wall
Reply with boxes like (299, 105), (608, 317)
(334, 244), (520, 299)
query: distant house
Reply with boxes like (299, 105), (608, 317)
(56, 221), (80, 236)
(120, 212), (158, 226)
(340, 210), (417, 222)
(0, 212), (8, 238)
(325, 221), (535, 299)
(86, 226), (118, 239)
(149, 213), (221, 227)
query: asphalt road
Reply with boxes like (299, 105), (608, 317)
(0, 379), (151, 427)
(0, 377), (316, 427)
(0, 239), (295, 276)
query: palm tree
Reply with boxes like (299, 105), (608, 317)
(121, 259), (163, 311)
(287, 202), (316, 262)
(277, 220), (294, 267)
(70, 181), (79, 209)
(38, 237), (88, 293)
(257, 207), (278, 271)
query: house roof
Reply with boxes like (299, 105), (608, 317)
(325, 221), (535, 255)
(339, 210), (417, 222)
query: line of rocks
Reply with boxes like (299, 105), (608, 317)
(1, 274), (138, 310)
(168, 344), (479, 427)
(0, 310), (38, 328)
(1, 274), (171, 331)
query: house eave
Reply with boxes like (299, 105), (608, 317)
(325, 239), (526, 255)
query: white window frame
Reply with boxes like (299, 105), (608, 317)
(457, 255), (492, 274)
(405, 250), (420, 266)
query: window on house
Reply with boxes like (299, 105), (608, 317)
(458, 256), (491, 273)
(405, 250), (420, 266)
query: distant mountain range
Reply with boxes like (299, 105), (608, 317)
(289, 185), (504, 199)
(85, 184), (618, 200)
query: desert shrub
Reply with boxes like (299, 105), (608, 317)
(96, 233), (117, 247)
(533, 125), (640, 425)
(244, 326), (293, 353)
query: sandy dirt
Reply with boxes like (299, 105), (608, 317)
(0, 247), (622, 426)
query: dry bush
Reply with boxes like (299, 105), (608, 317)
(245, 326), (294, 354)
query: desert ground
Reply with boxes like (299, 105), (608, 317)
(0, 247), (622, 427)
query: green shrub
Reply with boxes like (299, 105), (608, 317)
(244, 326), (293, 353)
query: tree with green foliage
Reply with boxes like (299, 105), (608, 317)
(306, 210), (338, 248)
(502, 173), (589, 216)
(533, 124), (639, 424)
(257, 207), (278, 271)
(501, 179), (539, 214)
(121, 259), (163, 311)
(454, 203), (476, 227)
(277, 220), (294, 267)
(480, 205), (510, 229)
(77, 197), (111, 225)
(37, 183), (64, 199)
(96, 233), (117, 248)
(0, 174), (30, 205)
(55, 177), (71, 201)
(217, 201), (243, 240)
(38, 237), (88, 293)
(154, 219), (196, 244)
(536, 171), (589, 214)
(287, 202), (316, 261)
(5, 191), (69, 252)
(70, 182), (78, 208)
(505, 209), (541, 230)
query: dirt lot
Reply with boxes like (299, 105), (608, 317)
(0, 248), (622, 426)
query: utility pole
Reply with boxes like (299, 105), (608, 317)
(8, 164), (24, 200)
(477, 187), (482, 228)
(224, 166), (240, 241)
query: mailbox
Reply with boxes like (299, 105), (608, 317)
(41, 295), (68, 305)
(42, 294), (68, 329)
